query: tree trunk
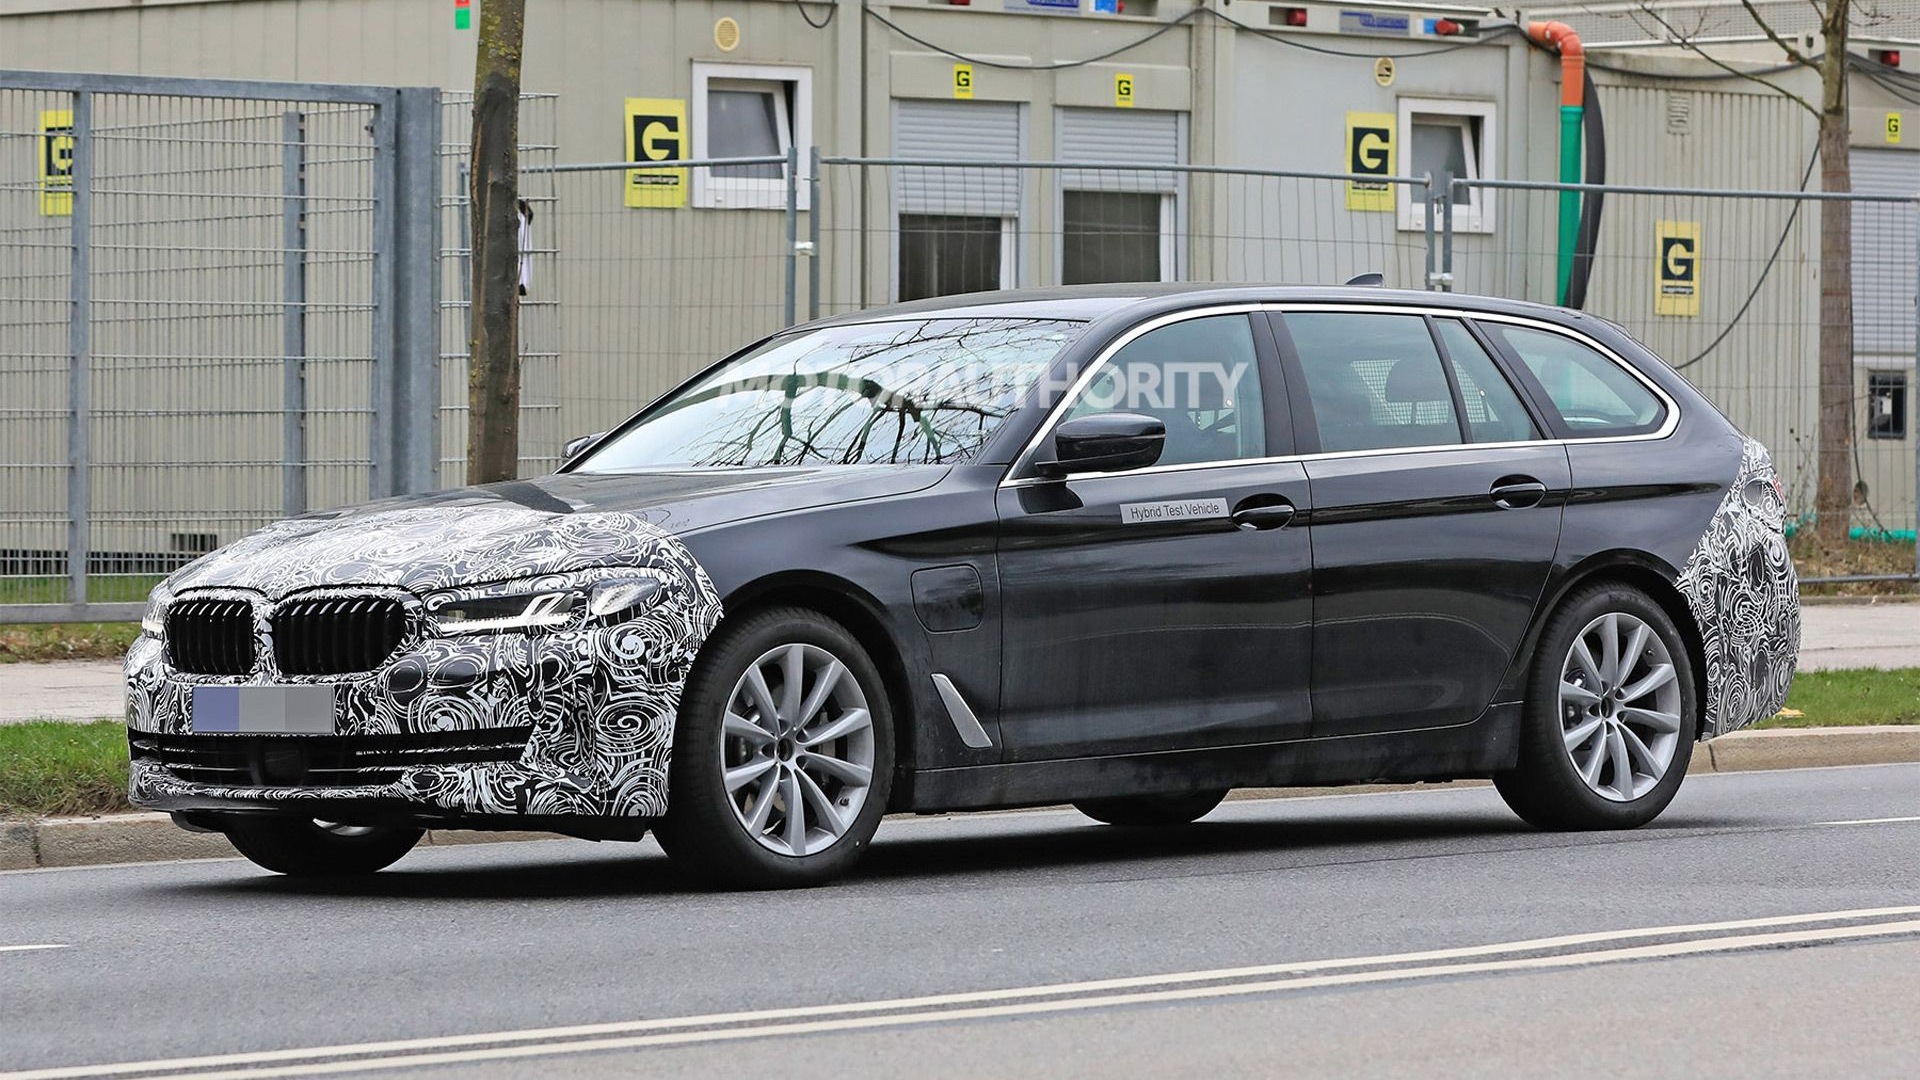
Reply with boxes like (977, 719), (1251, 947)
(466, 0), (528, 485)
(1813, 5), (1854, 543)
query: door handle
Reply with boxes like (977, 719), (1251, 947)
(1490, 477), (1549, 510)
(1231, 502), (1296, 530)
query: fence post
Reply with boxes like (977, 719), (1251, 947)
(282, 110), (308, 518)
(784, 143), (799, 327)
(809, 146), (822, 322)
(65, 91), (92, 608)
(1913, 196), (1920, 575)
(389, 87), (443, 495)
(1440, 170), (1456, 294)
(1422, 173), (1437, 291)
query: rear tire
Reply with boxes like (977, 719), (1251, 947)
(222, 817), (423, 877)
(655, 608), (895, 889)
(1073, 789), (1228, 827)
(1495, 582), (1698, 831)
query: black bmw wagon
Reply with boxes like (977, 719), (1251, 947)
(129, 285), (1799, 887)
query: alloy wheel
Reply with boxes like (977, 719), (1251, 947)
(1558, 611), (1683, 802)
(720, 642), (876, 856)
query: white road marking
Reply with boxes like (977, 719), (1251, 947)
(0, 943), (65, 954)
(1816, 815), (1920, 826)
(10, 906), (1920, 1080)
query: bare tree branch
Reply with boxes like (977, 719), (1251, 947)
(1625, 1), (1821, 116)
(1735, 0), (1819, 67)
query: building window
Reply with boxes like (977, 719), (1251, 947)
(899, 214), (1013, 301)
(1062, 190), (1171, 285)
(1869, 371), (1908, 440)
(1397, 98), (1496, 233)
(692, 63), (811, 209)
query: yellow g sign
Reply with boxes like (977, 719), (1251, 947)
(40, 109), (74, 218)
(624, 98), (687, 209)
(1655, 220), (1701, 317)
(1115, 73), (1135, 108)
(953, 64), (974, 100)
(1345, 111), (1394, 212)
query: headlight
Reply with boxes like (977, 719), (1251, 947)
(428, 590), (578, 635)
(424, 573), (666, 636)
(141, 586), (172, 637)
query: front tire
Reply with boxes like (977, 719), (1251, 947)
(1495, 582), (1698, 830)
(222, 817), (423, 877)
(1073, 789), (1228, 827)
(655, 608), (895, 888)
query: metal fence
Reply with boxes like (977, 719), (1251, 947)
(439, 92), (562, 479)
(797, 157), (1919, 543)
(5, 106), (1918, 620)
(0, 71), (439, 621)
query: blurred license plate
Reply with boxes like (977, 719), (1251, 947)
(190, 686), (335, 734)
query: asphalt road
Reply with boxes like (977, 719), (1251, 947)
(4, 764), (1920, 1079)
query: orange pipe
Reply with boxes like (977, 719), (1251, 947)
(1528, 21), (1586, 107)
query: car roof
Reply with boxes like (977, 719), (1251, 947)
(799, 283), (1591, 331)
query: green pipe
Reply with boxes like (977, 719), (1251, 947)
(1554, 104), (1583, 305)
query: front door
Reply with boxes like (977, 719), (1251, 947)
(1272, 310), (1569, 737)
(995, 312), (1313, 761)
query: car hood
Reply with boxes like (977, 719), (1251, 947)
(163, 466), (949, 598)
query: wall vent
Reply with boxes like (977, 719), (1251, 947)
(1667, 92), (1693, 135)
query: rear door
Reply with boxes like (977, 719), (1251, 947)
(994, 311), (1314, 761)
(1270, 309), (1570, 737)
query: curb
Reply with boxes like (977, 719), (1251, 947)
(5, 726), (1919, 872)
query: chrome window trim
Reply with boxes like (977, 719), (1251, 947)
(999, 301), (1681, 489)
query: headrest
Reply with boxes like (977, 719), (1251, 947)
(1383, 358), (1452, 405)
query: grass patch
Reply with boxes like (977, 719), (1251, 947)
(0, 622), (141, 664)
(1791, 534), (1917, 596)
(0, 720), (130, 818)
(1757, 667), (1920, 728)
(0, 574), (163, 606)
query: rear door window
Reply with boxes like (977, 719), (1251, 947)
(1485, 324), (1667, 437)
(1282, 313), (1464, 453)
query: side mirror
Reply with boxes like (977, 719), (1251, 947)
(561, 432), (607, 463)
(1037, 413), (1165, 478)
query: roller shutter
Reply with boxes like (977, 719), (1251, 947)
(1850, 148), (1918, 355)
(1057, 108), (1183, 192)
(893, 100), (1022, 217)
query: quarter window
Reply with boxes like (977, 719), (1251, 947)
(1487, 324), (1666, 437)
(1435, 320), (1538, 443)
(1284, 313), (1462, 453)
(1061, 315), (1265, 466)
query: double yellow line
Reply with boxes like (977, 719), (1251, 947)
(11, 906), (1920, 1080)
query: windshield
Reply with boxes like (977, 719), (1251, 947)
(575, 317), (1082, 469)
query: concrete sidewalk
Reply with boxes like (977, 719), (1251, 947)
(3, 601), (1919, 724)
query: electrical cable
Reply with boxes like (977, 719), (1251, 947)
(1582, 54), (1805, 81)
(1206, 10), (1521, 58)
(862, 6), (1516, 72)
(1672, 146), (1820, 371)
(862, 7), (1206, 70)
(1565, 69), (1606, 310)
(794, 0), (834, 32)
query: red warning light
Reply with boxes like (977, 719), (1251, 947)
(1878, 49), (1902, 67)
(1432, 18), (1463, 36)
(1281, 7), (1308, 27)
